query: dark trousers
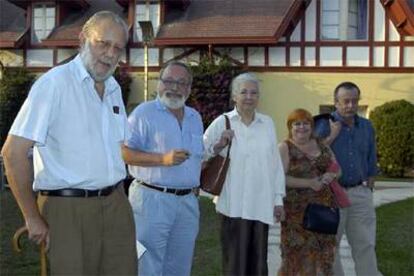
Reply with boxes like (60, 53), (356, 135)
(220, 214), (269, 276)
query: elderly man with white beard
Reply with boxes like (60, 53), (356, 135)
(122, 61), (204, 276)
(1, 11), (137, 275)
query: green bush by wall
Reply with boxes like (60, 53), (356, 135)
(370, 100), (414, 177)
(0, 66), (35, 148)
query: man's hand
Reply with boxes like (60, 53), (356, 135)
(367, 177), (375, 191)
(274, 205), (285, 222)
(329, 119), (342, 140)
(162, 149), (190, 166)
(26, 215), (49, 249)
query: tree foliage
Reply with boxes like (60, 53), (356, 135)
(370, 100), (414, 177)
(187, 56), (243, 129)
(0, 66), (35, 147)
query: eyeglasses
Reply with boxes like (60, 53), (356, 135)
(160, 78), (190, 89)
(93, 39), (124, 56)
(292, 121), (311, 127)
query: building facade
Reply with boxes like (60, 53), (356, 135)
(0, 0), (413, 136)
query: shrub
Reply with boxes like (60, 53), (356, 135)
(0, 65), (35, 148)
(370, 100), (414, 177)
(187, 56), (243, 129)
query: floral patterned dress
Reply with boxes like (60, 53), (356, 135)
(278, 140), (337, 276)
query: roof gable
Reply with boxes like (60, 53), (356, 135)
(155, 0), (308, 45)
(381, 0), (414, 35)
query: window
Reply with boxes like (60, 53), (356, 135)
(321, 0), (367, 40)
(134, 1), (160, 42)
(32, 4), (55, 44)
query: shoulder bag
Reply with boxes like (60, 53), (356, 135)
(303, 203), (340, 235)
(200, 115), (231, 196)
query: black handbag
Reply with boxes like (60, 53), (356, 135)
(303, 203), (339, 235)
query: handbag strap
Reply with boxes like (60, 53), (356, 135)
(223, 115), (232, 159)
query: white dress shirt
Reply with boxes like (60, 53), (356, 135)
(203, 109), (285, 225)
(9, 55), (129, 190)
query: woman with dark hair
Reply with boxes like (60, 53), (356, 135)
(278, 108), (340, 276)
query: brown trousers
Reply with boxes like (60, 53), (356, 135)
(38, 185), (137, 275)
(220, 214), (269, 276)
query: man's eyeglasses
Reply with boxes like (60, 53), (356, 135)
(93, 39), (124, 56)
(160, 78), (190, 89)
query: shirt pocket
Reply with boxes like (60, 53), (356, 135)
(112, 114), (125, 143)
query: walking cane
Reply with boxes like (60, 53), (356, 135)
(13, 226), (47, 276)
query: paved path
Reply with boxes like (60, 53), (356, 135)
(267, 181), (414, 276)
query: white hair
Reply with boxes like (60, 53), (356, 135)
(231, 72), (260, 97)
(82, 11), (128, 41)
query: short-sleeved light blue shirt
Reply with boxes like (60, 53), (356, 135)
(126, 99), (204, 188)
(9, 55), (129, 190)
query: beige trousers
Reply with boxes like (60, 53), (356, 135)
(38, 185), (137, 276)
(333, 185), (380, 276)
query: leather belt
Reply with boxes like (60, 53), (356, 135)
(39, 180), (123, 198)
(140, 182), (193, 196)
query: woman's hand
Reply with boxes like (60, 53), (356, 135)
(309, 177), (323, 191)
(213, 129), (235, 154)
(320, 172), (337, 185)
(274, 205), (285, 222)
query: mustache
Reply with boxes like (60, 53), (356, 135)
(165, 91), (184, 99)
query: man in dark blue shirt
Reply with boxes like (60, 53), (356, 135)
(314, 82), (380, 276)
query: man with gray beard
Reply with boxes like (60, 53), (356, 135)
(122, 61), (203, 276)
(1, 11), (137, 275)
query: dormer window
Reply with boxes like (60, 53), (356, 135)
(134, 1), (160, 42)
(32, 4), (56, 44)
(321, 0), (368, 40)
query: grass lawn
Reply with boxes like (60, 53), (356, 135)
(376, 197), (414, 276)
(0, 190), (39, 275)
(1, 190), (413, 275)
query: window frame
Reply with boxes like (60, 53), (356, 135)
(134, 0), (160, 42)
(320, 0), (368, 41)
(31, 3), (56, 44)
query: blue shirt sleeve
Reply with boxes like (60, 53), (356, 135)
(126, 107), (148, 150)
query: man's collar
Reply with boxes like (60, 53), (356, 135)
(332, 111), (360, 126)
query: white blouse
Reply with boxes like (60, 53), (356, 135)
(203, 109), (285, 225)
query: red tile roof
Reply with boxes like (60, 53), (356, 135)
(42, 0), (127, 46)
(155, 0), (303, 45)
(380, 0), (414, 35)
(0, 0), (26, 47)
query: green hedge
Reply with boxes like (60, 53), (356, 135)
(370, 100), (414, 177)
(0, 66), (35, 148)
